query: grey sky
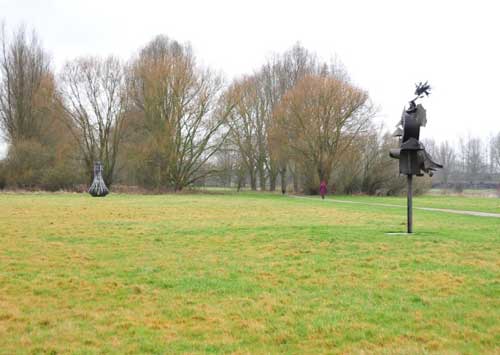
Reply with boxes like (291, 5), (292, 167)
(1, 0), (499, 158)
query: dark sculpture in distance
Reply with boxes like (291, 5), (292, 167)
(88, 161), (109, 197)
(389, 82), (442, 233)
(390, 82), (442, 176)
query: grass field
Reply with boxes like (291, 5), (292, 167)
(0, 192), (499, 354)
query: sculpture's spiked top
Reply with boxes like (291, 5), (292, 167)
(414, 81), (431, 97)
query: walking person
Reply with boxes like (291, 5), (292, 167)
(319, 180), (327, 200)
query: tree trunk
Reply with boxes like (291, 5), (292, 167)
(103, 164), (114, 188)
(258, 167), (266, 191)
(292, 171), (299, 193)
(280, 167), (286, 194)
(269, 173), (276, 192)
(250, 172), (257, 191)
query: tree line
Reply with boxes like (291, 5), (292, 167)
(1, 24), (498, 194)
(420, 136), (500, 191)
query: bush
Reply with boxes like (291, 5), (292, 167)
(453, 183), (464, 194)
(381, 174), (406, 196)
(413, 175), (432, 195)
(373, 174), (431, 197)
(40, 163), (83, 191)
(4, 139), (84, 191)
(4, 140), (51, 188)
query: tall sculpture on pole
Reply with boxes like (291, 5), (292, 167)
(389, 82), (442, 233)
(88, 161), (109, 197)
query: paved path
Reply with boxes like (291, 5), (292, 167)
(290, 195), (500, 218)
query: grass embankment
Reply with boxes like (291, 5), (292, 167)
(0, 192), (498, 353)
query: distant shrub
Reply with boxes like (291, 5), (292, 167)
(413, 176), (432, 195)
(4, 139), (84, 191)
(374, 174), (431, 197)
(4, 140), (50, 188)
(440, 187), (449, 195)
(453, 183), (464, 194)
(40, 163), (82, 191)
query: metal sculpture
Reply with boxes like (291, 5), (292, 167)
(88, 161), (109, 197)
(389, 82), (442, 233)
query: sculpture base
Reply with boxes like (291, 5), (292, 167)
(88, 178), (109, 197)
(89, 161), (109, 197)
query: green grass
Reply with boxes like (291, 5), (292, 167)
(0, 192), (499, 354)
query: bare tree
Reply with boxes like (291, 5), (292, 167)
(435, 140), (456, 186)
(0, 24), (82, 190)
(358, 129), (395, 194)
(59, 56), (126, 186)
(459, 135), (486, 184)
(0, 23), (51, 143)
(127, 35), (233, 191)
(490, 132), (500, 174)
(225, 76), (263, 190)
(275, 73), (373, 193)
(225, 44), (327, 194)
(264, 44), (318, 192)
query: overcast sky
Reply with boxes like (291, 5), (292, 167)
(1, 0), (499, 157)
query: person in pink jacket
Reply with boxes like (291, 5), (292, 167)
(319, 180), (327, 200)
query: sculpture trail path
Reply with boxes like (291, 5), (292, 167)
(291, 195), (500, 218)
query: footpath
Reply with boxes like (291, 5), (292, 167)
(291, 195), (500, 218)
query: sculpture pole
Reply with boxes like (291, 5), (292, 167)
(389, 82), (443, 234)
(407, 174), (413, 233)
